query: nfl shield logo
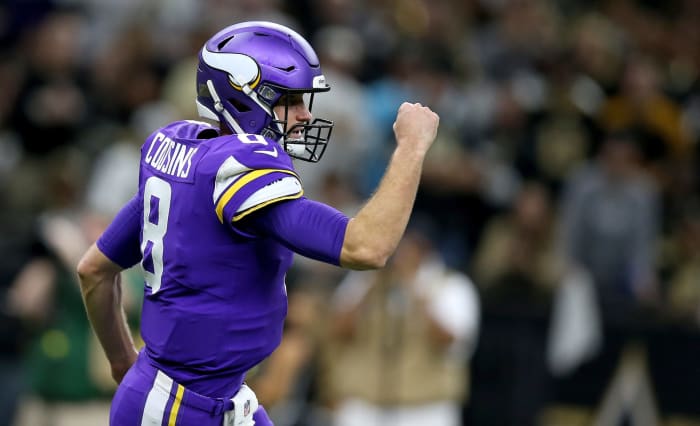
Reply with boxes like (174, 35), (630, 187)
(244, 400), (250, 417)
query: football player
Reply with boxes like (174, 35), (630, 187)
(77, 21), (439, 426)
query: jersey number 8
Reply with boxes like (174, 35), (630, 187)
(141, 176), (171, 293)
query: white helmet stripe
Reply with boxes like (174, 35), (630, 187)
(201, 49), (259, 88)
(201, 48), (272, 117)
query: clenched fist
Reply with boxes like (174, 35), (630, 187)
(393, 102), (440, 156)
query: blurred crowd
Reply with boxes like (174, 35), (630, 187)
(1, 0), (699, 425)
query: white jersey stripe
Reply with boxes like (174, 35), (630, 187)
(237, 176), (302, 212)
(213, 155), (250, 202)
(141, 370), (173, 425)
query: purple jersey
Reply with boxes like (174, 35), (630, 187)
(136, 120), (305, 396)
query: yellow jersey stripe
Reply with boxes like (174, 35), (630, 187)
(232, 191), (304, 222)
(215, 168), (298, 223)
(168, 384), (185, 426)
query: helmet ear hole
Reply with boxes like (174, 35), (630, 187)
(229, 98), (252, 113)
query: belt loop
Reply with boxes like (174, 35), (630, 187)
(212, 398), (235, 416)
(212, 399), (225, 416)
(224, 399), (235, 412)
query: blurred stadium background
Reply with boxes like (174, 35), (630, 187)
(1, 0), (699, 425)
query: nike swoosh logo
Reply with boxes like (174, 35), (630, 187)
(254, 147), (278, 157)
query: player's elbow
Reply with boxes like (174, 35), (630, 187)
(76, 244), (121, 295)
(76, 252), (101, 293)
(340, 219), (395, 270)
(76, 253), (96, 283)
(340, 245), (391, 270)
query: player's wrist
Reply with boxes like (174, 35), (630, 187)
(393, 142), (428, 159)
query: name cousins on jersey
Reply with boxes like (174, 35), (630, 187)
(145, 132), (199, 178)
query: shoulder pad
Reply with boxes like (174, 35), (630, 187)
(211, 134), (302, 223)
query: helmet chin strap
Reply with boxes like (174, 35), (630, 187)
(285, 142), (308, 157)
(207, 80), (245, 134)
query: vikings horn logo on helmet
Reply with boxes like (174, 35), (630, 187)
(200, 49), (261, 91)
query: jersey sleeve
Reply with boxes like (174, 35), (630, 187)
(96, 194), (143, 268)
(240, 197), (349, 266)
(212, 154), (303, 224)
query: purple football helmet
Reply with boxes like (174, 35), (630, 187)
(196, 21), (334, 162)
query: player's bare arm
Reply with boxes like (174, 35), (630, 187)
(341, 102), (439, 269)
(77, 244), (138, 383)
